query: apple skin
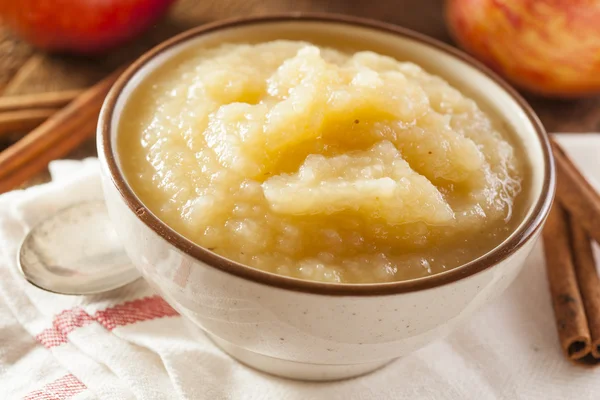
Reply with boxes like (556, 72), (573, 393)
(446, 0), (600, 97)
(0, 0), (177, 54)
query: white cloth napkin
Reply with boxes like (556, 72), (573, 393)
(1, 134), (599, 400)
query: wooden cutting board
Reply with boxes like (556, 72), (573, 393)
(1, 0), (598, 187)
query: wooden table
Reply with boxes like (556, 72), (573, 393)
(0, 0), (597, 186)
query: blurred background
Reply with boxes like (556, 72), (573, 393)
(0, 0), (597, 185)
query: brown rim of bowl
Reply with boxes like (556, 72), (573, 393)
(99, 12), (555, 296)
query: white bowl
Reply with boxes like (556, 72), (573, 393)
(97, 14), (555, 381)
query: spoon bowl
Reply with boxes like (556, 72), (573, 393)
(18, 200), (141, 295)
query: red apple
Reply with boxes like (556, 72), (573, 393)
(446, 0), (600, 97)
(0, 0), (177, 54)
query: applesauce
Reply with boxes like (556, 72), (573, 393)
(119, 40), (525, 284)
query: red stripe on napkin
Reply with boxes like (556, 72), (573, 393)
(23, 373), (87, 400)
(36, 296), (179, 349)
(94, 295), (179, 331)
(36, 309), (94, 348)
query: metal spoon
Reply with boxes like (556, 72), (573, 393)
(18, 200), (141, 295)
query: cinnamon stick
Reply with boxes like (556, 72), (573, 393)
(570, 219), (600, 359)
(551, 139), (600, 245)
(543, 203), (591, 360)
(0, 108), (57, 137)
(0, 68), (122, 182)
(0, 116), (97, 193)
(0, 90), (81, 113)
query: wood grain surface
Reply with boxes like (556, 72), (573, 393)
(0, 0), (597, 187)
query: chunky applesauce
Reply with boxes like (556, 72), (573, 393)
(119, 41), (524, 284)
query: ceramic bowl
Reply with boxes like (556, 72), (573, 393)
(97, 14), (554, 381)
